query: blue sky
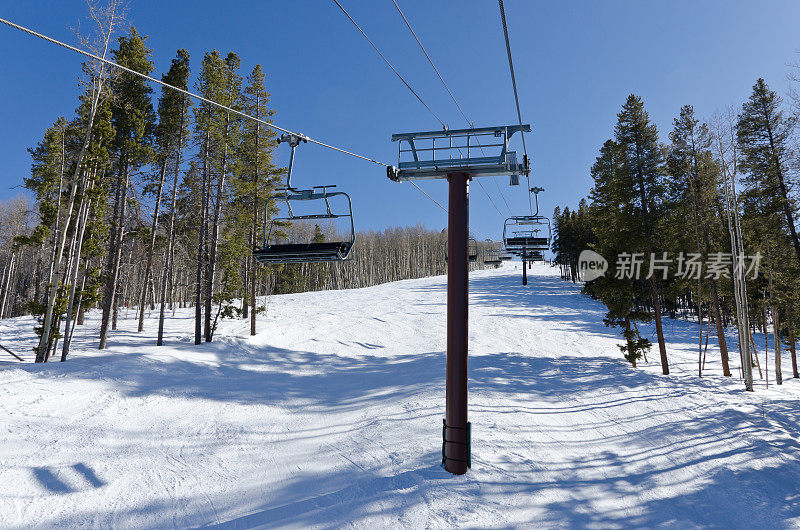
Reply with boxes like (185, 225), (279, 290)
(1, 0), (800, 242)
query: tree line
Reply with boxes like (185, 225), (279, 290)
(553, 79), (800, 390)
(0, 4), (495, 362)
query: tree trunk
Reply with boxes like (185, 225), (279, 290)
(138, 159), (168, 332)
(649, 278), (669, 375)
(205, 123), (229, 342)
(0, 252), (16, 318)
(99, 163), (129, 350)
(61, 176), (94, 361)
(36, 28), (114, 361)
(195, 134), (210, 345)
(625, 315), (636, 368)
(697, 281), (703, 377)
(708, 280), (731, 376)
(773, 306), (782, 385)
(788, 306), (798, 378)
(158, 106), (187, 345)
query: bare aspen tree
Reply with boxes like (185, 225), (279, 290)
(713, 109), (754, 390)
(37, 0), (120, 361)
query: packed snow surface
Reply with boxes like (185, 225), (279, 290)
(1, 263), (799, 528)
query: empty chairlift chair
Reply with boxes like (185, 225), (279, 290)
(253, 134), (356, 264)
(525, 250), (544, 262)
(483, 240), (503, 265)
(254, 187), (355, 264)
(503, 216), (551, 255)
(445, 236), (479, 263)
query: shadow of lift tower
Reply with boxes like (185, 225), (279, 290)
(387, 124), (530, 475)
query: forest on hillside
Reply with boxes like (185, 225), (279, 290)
(0, 2), (496, 363)
(552, 81), (800, 390)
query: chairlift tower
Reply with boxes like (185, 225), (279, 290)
(388, 124), (530, 475)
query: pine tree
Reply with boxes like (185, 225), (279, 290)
(60, 76), (116, 360)
(586, 139), (653, 366)
(738, 79), (800, 268)
(156, 49), (192, 346)
(240, 64), (279, 335)
(22, 118), (70, 357)
(666, 105), (731, 376)
(193, 50), (226, 344)
(614, 95), (670, 375)
(130, 48), (192, 335)
(98, 26), (156, 350)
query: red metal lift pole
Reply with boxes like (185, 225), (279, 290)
(522, 253), (528, 285)
(444, 172), (470, 475)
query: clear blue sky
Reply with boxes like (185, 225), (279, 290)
(2, 0), (799, 242)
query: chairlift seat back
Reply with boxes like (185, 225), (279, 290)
(505, 236), (549, 249)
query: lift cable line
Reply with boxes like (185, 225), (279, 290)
(390, 0), (512, 217)
(390, 0), (469, 125)
(475, 180), (505, 217)
(2, 14), (498, 244)
(497, 0), (532, 215)
(331, 0), (446, 129)
(333, 0), (506, 233)
(0, 16), (389, 168)
(493, 176), (513, 214)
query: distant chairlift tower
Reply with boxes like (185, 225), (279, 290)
(387, 124), (530, 475)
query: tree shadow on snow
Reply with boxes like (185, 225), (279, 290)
(10, 267), (800, 528)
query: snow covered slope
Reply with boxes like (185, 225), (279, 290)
(1, 263), (799, 528)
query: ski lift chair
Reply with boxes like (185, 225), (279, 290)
(484, 239), (503, 265)
(526, 250), (544, 261)
(445, 236), (479, 263)
(503, 216), (552, 252)
(254, 186), (354, 264)
(253, 134), (355, 264)
(469, 237), (478, 263)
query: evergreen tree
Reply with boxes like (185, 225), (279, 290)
(240, 64), (279, 335)
(585, 139), (653, 366)
(614, 95), (670, 374)
(737, 79), (800, 268)
(137, 49), (191, 334)
(99, 26), (156, 349)
(666, 105), (731, 376)
(156, 49), (192, 346)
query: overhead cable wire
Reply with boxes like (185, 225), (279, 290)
(476, 179), (505, 217)
(497, 0), (533, 215)
(390, 0), (469, 126)
(0, 16), (389, 167)
(493, 177), (512, 213)
(391, 0), (512, 218)
(332, 0), (446, 129)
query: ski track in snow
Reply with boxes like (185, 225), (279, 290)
(1, 263), (799, 529)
